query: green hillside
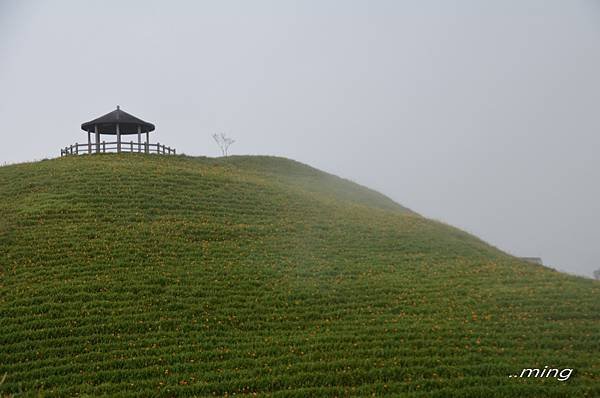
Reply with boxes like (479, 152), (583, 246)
(0, 154), (598, 397)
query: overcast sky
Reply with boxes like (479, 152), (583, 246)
(1, 0), (599, 277)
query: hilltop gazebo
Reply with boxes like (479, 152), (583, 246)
(61, 106), (175, 156)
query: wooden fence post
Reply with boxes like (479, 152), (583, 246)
(130, 141), (134, 152)
(102, 141), (106, 153)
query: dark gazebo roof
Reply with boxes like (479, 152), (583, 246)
(81, 106), (155, 135)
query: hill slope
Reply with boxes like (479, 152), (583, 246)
(0, 154), (598, 397)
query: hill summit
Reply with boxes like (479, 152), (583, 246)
(0, 154), (598, 397)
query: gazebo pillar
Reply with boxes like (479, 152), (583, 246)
(95, 125), (100, 153)
(137, 125), (141, 153)
(146, 131), (149, 153)
(87, 129), (91, 154)
(116, 123), (121, 153)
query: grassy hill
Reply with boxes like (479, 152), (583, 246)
(0, 154), (598, 397)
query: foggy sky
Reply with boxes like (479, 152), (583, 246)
(1, 0), (599, 277)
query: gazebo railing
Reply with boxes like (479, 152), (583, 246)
(61, 141), (176, 157)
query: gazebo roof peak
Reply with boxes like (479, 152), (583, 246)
(81, 106), (155, 135)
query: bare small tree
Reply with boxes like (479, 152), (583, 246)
(212, 133), (235, 157)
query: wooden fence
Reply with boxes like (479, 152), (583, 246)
(61, 141), (176, 157)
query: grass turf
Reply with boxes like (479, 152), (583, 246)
(0, 154), (598, 397)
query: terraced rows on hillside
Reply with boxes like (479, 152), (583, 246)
(0, 154), (598, 397)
